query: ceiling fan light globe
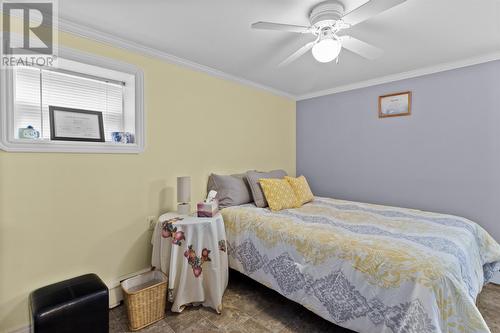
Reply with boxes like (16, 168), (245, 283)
(312, 39), (341, 63)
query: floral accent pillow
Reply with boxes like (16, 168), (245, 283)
(258, 178), (300, 211)
(285, 175), (314, 205)
(246, 169), (288, 208)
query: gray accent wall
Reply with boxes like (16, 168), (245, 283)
(297, 60), (500, 241)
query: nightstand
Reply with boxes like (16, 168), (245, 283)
(151, 212), (228, 313)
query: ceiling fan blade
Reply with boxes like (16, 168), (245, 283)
(278, 41), (316, 67)
(341, 0), (407, 27)
(340, 36), (383, 60)
(251, 21), (312, 33)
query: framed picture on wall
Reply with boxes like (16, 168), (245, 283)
(378, 91), (412, 118)
(49, 106), (105, 142)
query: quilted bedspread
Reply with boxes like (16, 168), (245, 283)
(221, 197), (500, 333)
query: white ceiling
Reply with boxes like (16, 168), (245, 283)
(59, 0), (500, 98)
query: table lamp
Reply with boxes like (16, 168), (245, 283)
(177, 176), (191, 215)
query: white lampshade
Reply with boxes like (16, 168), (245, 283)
(177, 176), (191, 203)
(312, 38), (342, 63)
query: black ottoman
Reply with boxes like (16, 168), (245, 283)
(30, 273), (109, 333)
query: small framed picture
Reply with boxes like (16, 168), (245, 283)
(378, 91), (412, 118)
(49, 106), (105, 142)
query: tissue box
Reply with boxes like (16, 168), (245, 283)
(197, 200), (219, 217)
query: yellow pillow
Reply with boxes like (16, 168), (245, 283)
(285, 175), (314, 205)
(258, 178), (300, 211)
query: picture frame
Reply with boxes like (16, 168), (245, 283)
(378, 91), (412, 118)
(49, 106), (105, 142)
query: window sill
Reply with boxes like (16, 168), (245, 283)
(0, 138), (144, 154)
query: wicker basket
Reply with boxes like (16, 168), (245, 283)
(121, 270), (168, 331)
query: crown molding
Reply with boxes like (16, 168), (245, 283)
(297, 52), (500, 101)
(4, 12), (500, 103)
(59, 17), (500, 102)
(56, 18), (296, 100)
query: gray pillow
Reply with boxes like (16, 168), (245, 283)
(207, 173), (252, 208)
(246, 169), (288, 208)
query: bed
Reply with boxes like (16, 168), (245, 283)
(220, 197), (500, 333)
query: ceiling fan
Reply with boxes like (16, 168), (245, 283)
(251, 0), (407, 66)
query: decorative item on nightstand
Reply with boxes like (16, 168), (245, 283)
(197, 190), (219, 217)
(177, 176), (191, 215)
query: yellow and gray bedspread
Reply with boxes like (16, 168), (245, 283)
(221, 197), (500, 333)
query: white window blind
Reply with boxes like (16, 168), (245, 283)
(14, 66), (124, 142)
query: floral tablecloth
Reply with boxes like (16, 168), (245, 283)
(151, 213), (228, 313)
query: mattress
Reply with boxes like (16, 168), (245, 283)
(221, 197), (500, 333)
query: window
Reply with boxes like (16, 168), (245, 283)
(14, 66), (124, 142)
(0, 48), (144, 153)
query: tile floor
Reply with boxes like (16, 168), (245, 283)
(110, 271), (500, 333)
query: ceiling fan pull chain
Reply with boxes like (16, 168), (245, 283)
(336, 46), (343, 64)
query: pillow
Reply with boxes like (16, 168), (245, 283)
(285, 175), (314, 205)
(246, 169), (288, 208)
(207, 173), (252, 208)
(258, 178), (300, 211)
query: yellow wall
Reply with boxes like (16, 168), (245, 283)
(0, 31), (296, 332)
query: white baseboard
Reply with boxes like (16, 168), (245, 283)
(7, 267), (151, 333)
(8, 326), (30, 333)
(490, 271), (500, 285)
